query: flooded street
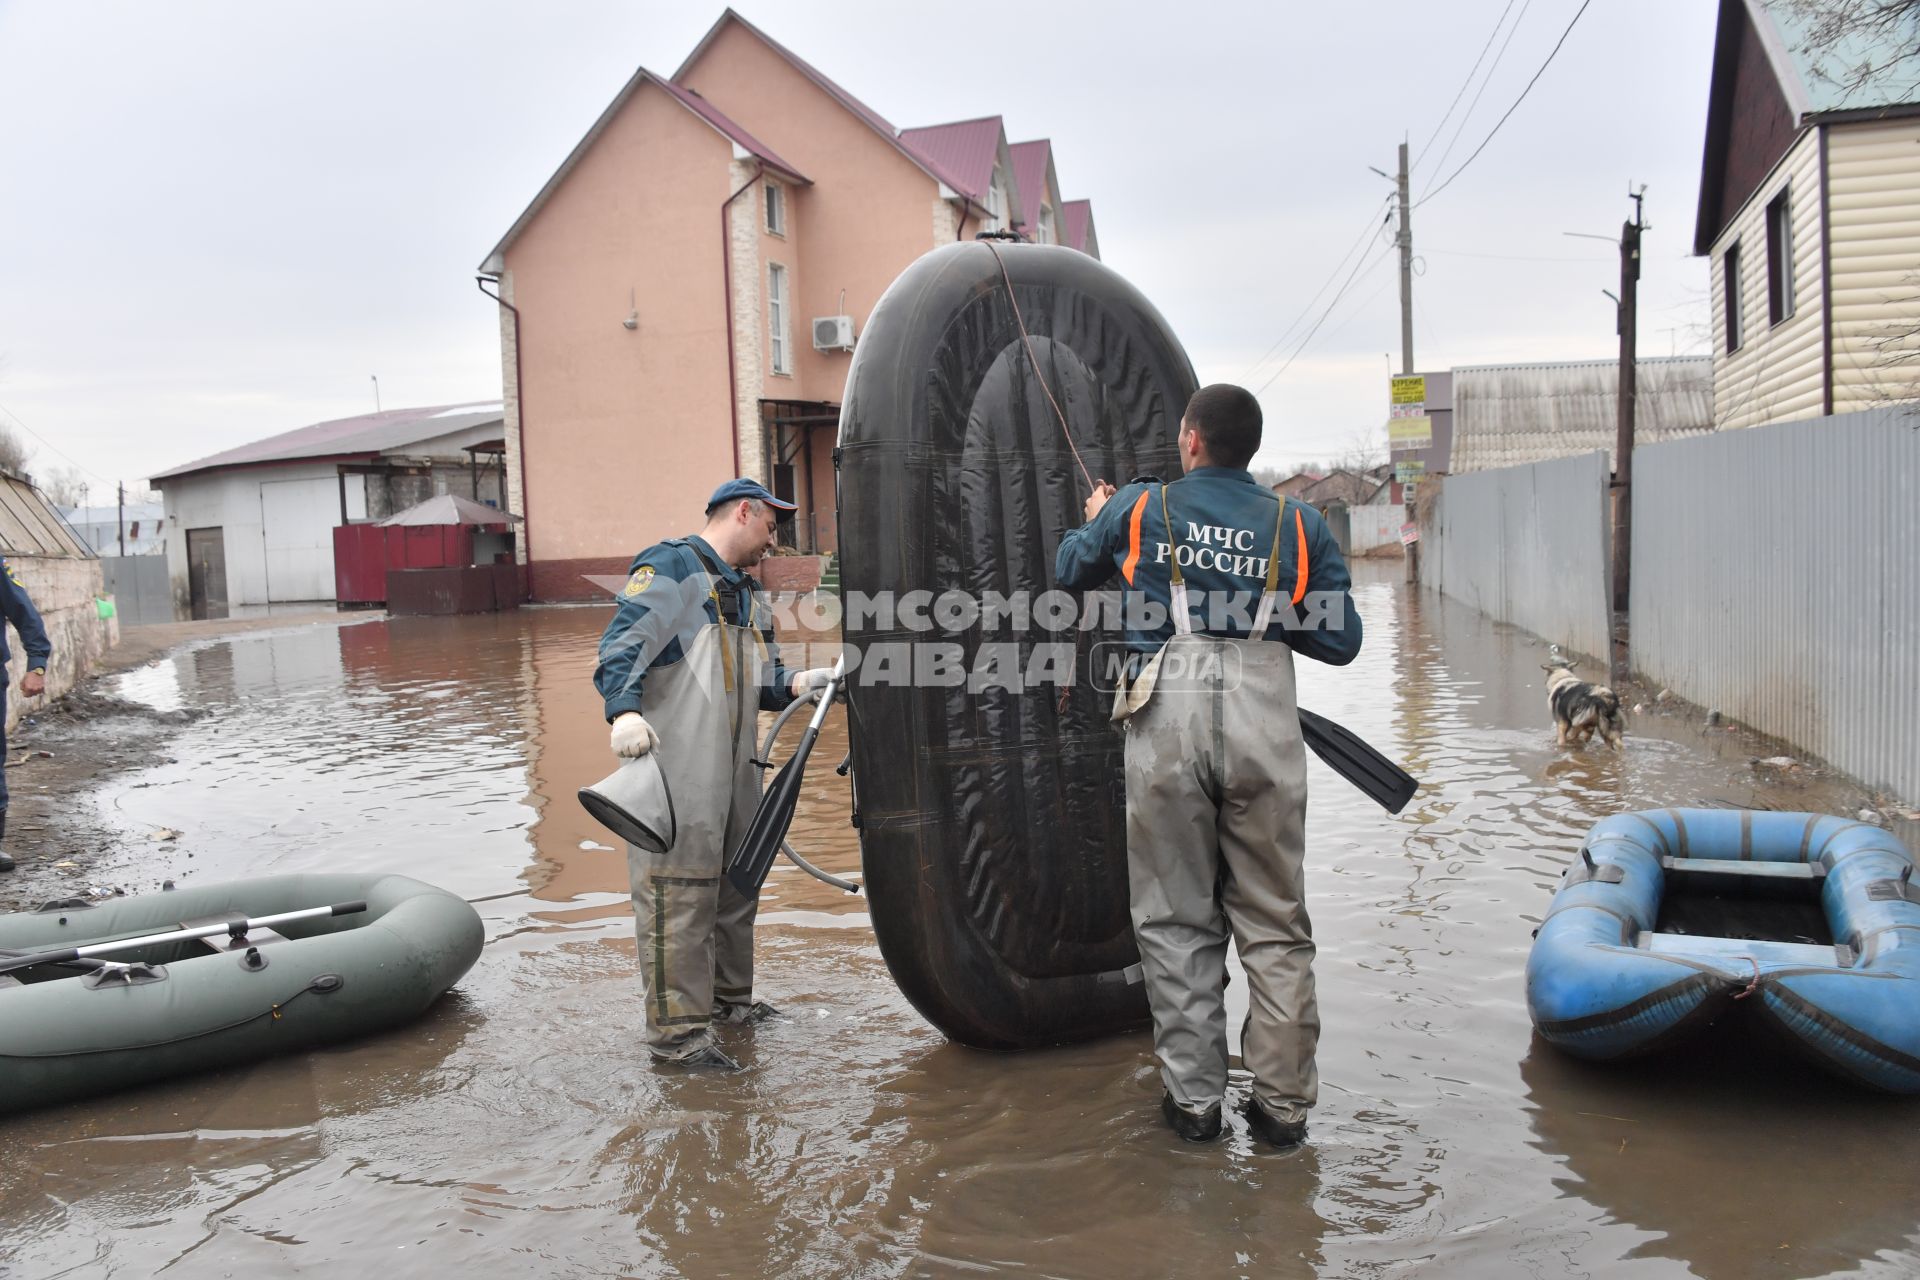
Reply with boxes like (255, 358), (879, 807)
(4, 565), (1918, 1279)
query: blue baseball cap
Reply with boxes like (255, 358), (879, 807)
(705, 478), (797, 513)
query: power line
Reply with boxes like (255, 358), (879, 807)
(1425, 246), (1612, 262)
(0, 398), (116, 487)
(1422, 0), (1535, 187)
(1410, 0), (1521, 174)
(1241, 195), (1395, 386)
(1416, 0), (1593, 210)
(1251, 242), (1396, 395)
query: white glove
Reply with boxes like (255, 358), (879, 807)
(791, 667), (841, 700)
(610, 712), (660, 758)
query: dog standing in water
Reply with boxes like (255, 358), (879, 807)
(1543, 653), (1625, 748)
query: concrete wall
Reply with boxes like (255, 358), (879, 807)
(7, 555), (115, 733)
(1423, 452), (1613, 664)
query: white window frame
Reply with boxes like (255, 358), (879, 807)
(768, 262), (791, 375)
(1037, 204), (1055, 244)
(765, 181), (785, 236)
(985, 174), (1006, 232)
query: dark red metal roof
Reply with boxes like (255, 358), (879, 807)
(153, 402), (503, 482)
(1009, 140), (1053, 235)
(897, 116), (1003, 204)
(1061, 199), (1096, 254)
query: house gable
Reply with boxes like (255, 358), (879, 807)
(479, 68), (803, 274)
(1695, 0), (1803, 255)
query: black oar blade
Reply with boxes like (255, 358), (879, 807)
(725, 755), (806, 897)
(1298, 706), (1418, 814)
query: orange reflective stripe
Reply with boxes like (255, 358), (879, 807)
(1121, 489), (1150, 584)
(1291, 508), (1310, 605)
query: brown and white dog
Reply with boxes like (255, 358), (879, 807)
(1544, 655), (1625, 748)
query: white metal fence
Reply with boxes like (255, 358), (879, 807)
(1632, 407), (1920, 803)
(1348, 504), (1406, 555)
(1424, 451), (1613, 662)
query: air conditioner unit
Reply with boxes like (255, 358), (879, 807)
(812, 315), (856, 352)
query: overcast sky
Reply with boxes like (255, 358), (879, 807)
(0, 0), (1721, 502)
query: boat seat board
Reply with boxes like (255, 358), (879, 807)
(1663, 857), (1824, 881)
(1641, 932), (1851, 969)
(196, 926), (289, 954)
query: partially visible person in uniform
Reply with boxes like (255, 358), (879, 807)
(1055, 384), (1361, 1148)
(0, 557), (52, 874)
(593, 479), (835, 1071)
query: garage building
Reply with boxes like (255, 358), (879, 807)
(152, 402), (507, 617)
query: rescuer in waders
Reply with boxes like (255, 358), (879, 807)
(1055, 384), (1361, 1147)
(0, 557), (52, 874)
(594, 479), (836, 1071)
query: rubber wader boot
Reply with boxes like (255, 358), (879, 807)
(660, 1041), (743, 1073)
(1161, 1092), (1223, 1142)
(711, 999), (779, 1025)
(1240, 1097), (1307, 1150)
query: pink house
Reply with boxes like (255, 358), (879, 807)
(479, 9), (1101, 600)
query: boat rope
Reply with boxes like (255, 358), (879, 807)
(980, 237), (1097, 495)
(1730, 956), (1762, 1000)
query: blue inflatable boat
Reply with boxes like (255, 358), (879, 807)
(1527, 809), (1920, 1092)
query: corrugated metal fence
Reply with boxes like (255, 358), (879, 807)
(1425, 451), (1613, 661)
(100, 555), (174, 625)
(1632, 407), (1920, 802)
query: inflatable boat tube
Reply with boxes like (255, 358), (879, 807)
(0, 873), (483, 1114)
(1527, 809), (1920, 1092)
(838, 240), (1196, 1049)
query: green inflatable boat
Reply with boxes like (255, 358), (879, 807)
(0, 873), (483, 1115)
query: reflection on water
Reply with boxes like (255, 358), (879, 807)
(4, 571), (1917, 1277)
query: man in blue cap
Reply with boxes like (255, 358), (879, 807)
(593, 478), (836, 1070)
(0, 556), (52, 874)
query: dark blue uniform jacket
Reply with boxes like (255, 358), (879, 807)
(593, 535), (798, 722)
(1055, 466), (1362, 665)
(1, 558), (51, 672)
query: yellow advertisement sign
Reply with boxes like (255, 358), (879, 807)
(1388, 415), (1433, 448)
(1390, 375), (1427, 407)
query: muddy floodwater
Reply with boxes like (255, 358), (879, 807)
(4, 566), (1918, 1278)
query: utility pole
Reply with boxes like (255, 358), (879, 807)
(1392, 141), (1420, 583)
(117, 480), (126, 557)
(1396, 141), (1414, 375)
(1612, 188), (1646, 637)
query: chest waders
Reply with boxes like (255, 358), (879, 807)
(626, 549), (770, 1061)
(1121, 488), (1320, 1126)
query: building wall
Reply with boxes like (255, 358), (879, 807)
(677, 21), (950, 406)
(502, 83), (738, 595)
(1826, 117), (1920, 413)
(497, 271), (527, 564)
(1708, 127), (1824, 429)
(159, 460), (347, 611)
(7, 555), (115, 733)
